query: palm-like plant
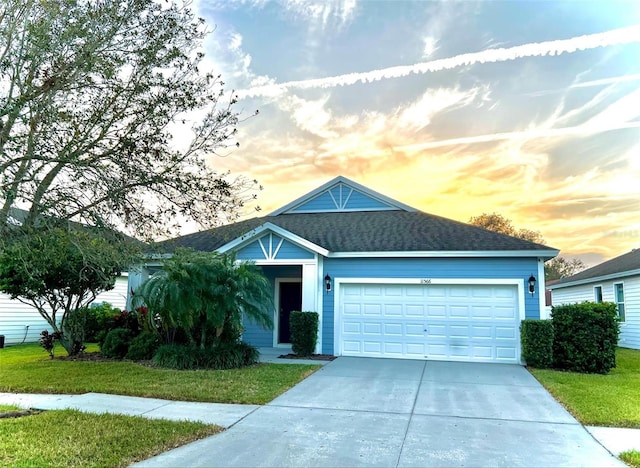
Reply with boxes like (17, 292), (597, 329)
(134, 250), (273, 348)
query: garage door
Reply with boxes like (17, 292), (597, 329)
(339, 283), (520, 363)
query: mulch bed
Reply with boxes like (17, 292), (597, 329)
(0, 409), (42, 419)
(55, 352), (115, 362)
(278, 354), (337, 361)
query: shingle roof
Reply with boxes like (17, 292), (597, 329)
(154, 210), (556, 255)
(552, 248), (640, 287)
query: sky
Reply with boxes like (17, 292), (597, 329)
(190, 0), (640, 265)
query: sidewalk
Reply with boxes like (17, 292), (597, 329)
(1, 393), (639, 458)
(0, 392), (258, 428)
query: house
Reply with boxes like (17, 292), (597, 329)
(130, 176), (558, 364)
(0, 275), (129, 346)
(548, 249), (640, 350)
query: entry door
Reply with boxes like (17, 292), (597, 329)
(278, 282), (302, 344)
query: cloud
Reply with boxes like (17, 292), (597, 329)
(237, 25), (640, 98)
(397, 87), (479, 131)
(283, 0), (357, 31)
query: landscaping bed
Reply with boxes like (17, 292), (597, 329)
(0, 344), (321, 405)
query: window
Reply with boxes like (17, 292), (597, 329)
(614, 283), (625, 322)
(594, 286), (603, 303)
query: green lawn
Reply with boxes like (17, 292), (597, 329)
(529, 348), (640, 428)
(0, 408), (220, 467)
(0, 343), (320, 405)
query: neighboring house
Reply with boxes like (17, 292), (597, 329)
(0, 275), (129, 346)
(129, 176), (558, 364)
(549, 249), (640, 350)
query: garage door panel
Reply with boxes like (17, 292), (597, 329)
(363, 322), (382, 335)
(384, 304), (402, 316)
(405, 323), (424, 336)
(383, 323), (403, 336)
(339, 283), (520, 363)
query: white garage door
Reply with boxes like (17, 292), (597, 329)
(339, 283), (520, 363)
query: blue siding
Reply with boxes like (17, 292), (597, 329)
(275, 239), (314, 259)
(242, 265), (302, 347)
(290, 184), (394, 212)
(235, 235), (314, 260)
(344, 189), (391, 210)
(236, 240), (265, 260)
(291, 192), (336, 212)
(321, 257), (540, 354)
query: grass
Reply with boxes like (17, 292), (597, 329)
(0, 343), (320, 405)
(0, 409), (220, 467)
(529, 348), (640, 428)
(621, 451), (640, 468)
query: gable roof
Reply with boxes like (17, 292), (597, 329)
(155, 210), (557, 257)
(550, 248), (640, 288)
(270, 176), (416, 215)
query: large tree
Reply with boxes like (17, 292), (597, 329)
(0, 0), (257, 241)
(544, 257), (587, 281)
(0, 225), (138, 355)
(469, 213), (545, 244)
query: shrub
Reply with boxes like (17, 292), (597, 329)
(39, 330), (62, 358)
(290, 311), (319, 357)
(153, 344), (200, 370)
(101, 328), (134, 359)
(520, 319), (554, 368)
(153, 342), (259, 370)
(203, 342), (259, 369)
(125, 332), (160, 360)
(552, 302), (620, 374)
(84, 303), (121, 343)
(61, 307), (88, 355)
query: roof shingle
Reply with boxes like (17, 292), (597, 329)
(155, 210), (556, 255)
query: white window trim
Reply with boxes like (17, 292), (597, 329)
(614, 282), (625, 323)
(593, 285), (603, 303)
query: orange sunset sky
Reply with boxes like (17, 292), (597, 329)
(186, 0), (640, 266)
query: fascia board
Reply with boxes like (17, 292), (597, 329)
(327, 249), (559, 259)
(548, 269), (640, 289)
(217, 222), (329, 257)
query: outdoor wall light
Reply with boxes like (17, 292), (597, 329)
(324, 274), (332, 293)
(528, 274), (536, 295)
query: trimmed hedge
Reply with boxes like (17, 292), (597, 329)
(152, 342), (259, 370)
(520, 319), (554, 368)
(100, 328), (134, 359)
(125, 332), (160, 360)
(551, 302), (620, 374)
(290, 311), (319, 357)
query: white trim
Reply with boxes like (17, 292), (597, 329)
(613, 281), (626, 323)
(316, 257), (324, 354)
(332, 277), (525, 364)
(269, 175), (417, 215)
(274, 278), (302, 347)
(537, 257), (546, 319)
(549, 269), (640, 289)
(217, 222), (329, 257)
(327, 249), (559, 259)
(594, 285), (603, 302)
(253, 259), (317, 266)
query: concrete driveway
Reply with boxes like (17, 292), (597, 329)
(135, 357), (623, 467)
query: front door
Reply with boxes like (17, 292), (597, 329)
(278, 282), (302, 344)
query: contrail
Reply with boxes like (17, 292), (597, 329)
(237, 26), (640, 98)
(394, 121), (640, 152)
(571, 73), (640, 88)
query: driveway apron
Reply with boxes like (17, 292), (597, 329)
(134, 357), (623, 467)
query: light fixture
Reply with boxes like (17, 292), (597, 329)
(528, 274), (536, 295)
(324, 274), (332, 293)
